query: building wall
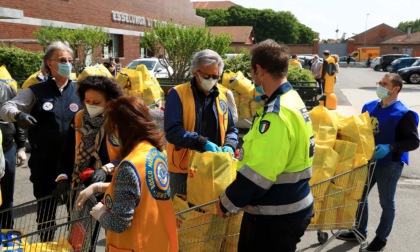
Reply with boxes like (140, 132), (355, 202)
(0, 0), (204, 66)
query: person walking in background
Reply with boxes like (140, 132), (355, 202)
(0, 80), (27, 229)
(164, 49), (238, 198)
(217, 39), (314, 252)
(366, 55), (372, 68)
(76, 96), (178, 252)
(347, 54), (351, 67)
(289, 54), (302, 68)
(0, 41), (81, 241)
(310, 55), (322, 86)
(337, 73), (419, 252)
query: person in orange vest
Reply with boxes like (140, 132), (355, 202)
(76, 96), (178, 252)
(289, 54), (302, 69)
(164, 49), (239, 197)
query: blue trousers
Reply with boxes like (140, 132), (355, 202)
(0, 145), (16, 229)
(357, 161), (403, 241)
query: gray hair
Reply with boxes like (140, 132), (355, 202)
(43, 41), (74, 75)
(190, 49), (224, 75)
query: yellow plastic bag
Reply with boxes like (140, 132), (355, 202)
(336, 196), (359, 228)
(229, 71), (254, 96)
(24, 237), (72, 252)
(220, 212), (243, 252)
(77, 64), (113, 81)
(309, 145), (339, 188)
(0, 65), (18, 91)
(316, 184), (345, 230)
(116, 68), (143, 95)
(332, 140), (358, 189)
(347, 159), (369, 200)
(186, 151), (237, 213)
(309, 105), (338, 148)
(142, 80), (164, 107)
(221, 70), (236, 89)
(135, 64), (151, 81)
(22, 71), (43, 89)
(338, 112), (375, 161)
(174, 194), (228, 252)
(1, 229), (27, 251)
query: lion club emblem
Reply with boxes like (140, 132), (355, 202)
(145, 148), (170, 200)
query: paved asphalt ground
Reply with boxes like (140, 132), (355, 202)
(13, 65), (420, 251)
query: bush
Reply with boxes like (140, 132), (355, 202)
(287, 66), (317, 86)
(0, 44), (44, 83)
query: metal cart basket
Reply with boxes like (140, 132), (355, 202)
(0, 187), (98, 252)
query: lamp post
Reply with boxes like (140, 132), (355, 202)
(364, 13), (369, 47)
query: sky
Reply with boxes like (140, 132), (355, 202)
(193, 0), (420, 40)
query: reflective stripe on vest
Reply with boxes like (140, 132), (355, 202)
(239, 165), (312, 190)
(243, 193), (313, 215)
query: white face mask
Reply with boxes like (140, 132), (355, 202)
(85, 104), (105, 118)
(198, 75), (217, 92)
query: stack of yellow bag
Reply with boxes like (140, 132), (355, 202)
(77, 64), (112, 81)
(221, 70), (264, 120)
(116, 64), (164, 107)
(308, 105), (375, 229)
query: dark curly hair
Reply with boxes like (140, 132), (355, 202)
(77, 75), (124, 103)
(250, 39), (290, 79)
(104, 96), (165, 157)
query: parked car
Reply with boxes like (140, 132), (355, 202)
(389, 57), (419, 73)
(339, 56), (355, 62)
(397, 59), (420, 84)
(371, 57), (381, 71)
(126, 58), (173, 78)
(378, 54), (409, 72)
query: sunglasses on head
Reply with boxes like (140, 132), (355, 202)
(198, 70), (219, 80)
(52, 57), (74, 64)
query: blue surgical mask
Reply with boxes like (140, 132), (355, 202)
(57, 62), (72, 77)
(376, 85), (390, 100)
(253, 69), (265, 95)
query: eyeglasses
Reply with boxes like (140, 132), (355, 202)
(198, 70), (220, 80)
(51, 57), (74, 64)
(376, 81), (390, 87)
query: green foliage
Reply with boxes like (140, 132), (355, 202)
(223, 51), (251, 75)
(287, 66), (316, 85)
(33, 26), (110, 72)
(0, 44), (44, 79)
(196, 6), (318, 44)
(397, 19), (420, 33)
(142, 22), (232, 81)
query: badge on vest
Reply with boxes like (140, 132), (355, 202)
(104, 194), (113, 209)
(219, 99), (228, 114)
(69, 103), (79, 112)
(146, 148), (170, 200)
(42, 102), (53, 111)
(259, 120), (270, 134)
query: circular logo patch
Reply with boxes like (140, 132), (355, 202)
(104, 194), (113, 209)
(42, 102), (53, 111)
(145, 148), (170, 200)
(69, 103), (79, 112)
(219, 99), (228, 114)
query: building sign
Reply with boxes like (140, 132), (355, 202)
(112, 11), (164, 27)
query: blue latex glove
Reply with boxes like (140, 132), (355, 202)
(373, 144), (390, 159)
(221, 146), (234, 157)
(204, 141), (221, 152)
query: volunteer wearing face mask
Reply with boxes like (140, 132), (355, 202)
(164, 49), (238, 198)
(338, 73), (419, 252)
(0, 41), (81, 242)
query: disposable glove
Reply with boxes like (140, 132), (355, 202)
(221, 146), (234, 157)
(91, 168), (107, 183)
(76, 182), (103, 211)
(52, 179), (69, 204)
(15, 112), (37, 129)
(204, 141), (221, 152)
(90, 202), (107, 221)
(373, 144), (391, 160)
(16, 148), (27, 167)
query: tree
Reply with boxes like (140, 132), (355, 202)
(33, 26), (110, 72)
(142, 22), (232, 81)
(397, 19), (420, 33)
(196, 5), (318, 44)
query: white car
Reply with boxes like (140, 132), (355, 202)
(371, 57), (381, 71)
(126, 58), (173, 78)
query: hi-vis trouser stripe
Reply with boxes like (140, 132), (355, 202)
(239, 165), (312, 189)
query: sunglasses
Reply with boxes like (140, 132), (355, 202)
(376, 81), (390, 87)
(198, 70), (219, 80)
(51, 57), (74, 64)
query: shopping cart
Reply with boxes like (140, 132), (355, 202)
(308, 160), (376, 252)
(0, 187), (98, 251)
(175, 199), (242, 252)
